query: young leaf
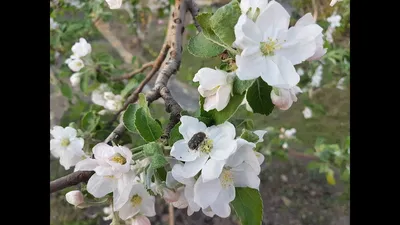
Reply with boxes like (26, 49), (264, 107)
(246, 78), (274, 116)
(123, 104), (138, 132)
(120, 77), (141, 98)
(81, 111), (100, 133)
(60, 82), (73, 100)
(196, 12), (226, 47)
(231, 187), (263, 225)
(150, 154), (168, 169)
(169, 122), (183, 146)
(138, 93), (148, 109)
(143, 142), (161, 157)
(134, 107), (163, 142)
(188, 32), (225, 58)
(240, 129), (259, 143)
(80, 73), (89, 94)
(210, 0), (242, 47)
(233, 77), (255, 95)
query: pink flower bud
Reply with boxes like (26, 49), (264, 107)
(162, 188), (179, 203)
(131, 215), (151, 225)
(65, 190), (84, 207)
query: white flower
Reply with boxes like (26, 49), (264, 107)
(225, 138), (263, 175)
(253, 130), (267, 144)
(104, 94), (124, 112)
(65, 55), (84, 72)
(74, 143), (135, 210)
(91, 84), (111, 107)
(103, 206), (114, 221)
(297, 68), (304, 76)
(234, 1), (324, 89)
(302, 107), (312, 119)
(311, 65), (323, 87)
(330, 0), (343, 7)
(106, 0), (122, 9)
(284, 128), (296, 138)
(65, 0), (84, 8)
(271, 86), (302, 110)
(282, 142), (288, 149)
(170, 116), (237, 182)
(130, 214), (151, 225)
(50, 126), (86, 170)
(117, 183), (156, 220)
(65, 190), (84, 207)
(193, 155), (260, 218)
(171, 181), (200, 216)
(336, 77), (346, 90)
(71, 38), (92, 58)
(240, 0), (269, 20)
(70, 73), (82, 87)
(327, 14), (342, 28)
(193, 68), (234, 112)
(50, 18), (59, 30)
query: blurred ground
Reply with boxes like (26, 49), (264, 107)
(50, 0), (350, 224)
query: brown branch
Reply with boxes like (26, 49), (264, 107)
(186, 0), (202, 32)
(110, 61), (154, 81)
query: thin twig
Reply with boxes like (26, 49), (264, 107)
(169, 204), (175, 225)
(111, 61), (154, 81)
(186, 0), (202, 32)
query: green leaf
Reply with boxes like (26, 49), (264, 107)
(80, 73), (89, 93)
(123, 104), (138, 132)
(150, 154), (168, 169)
(246, 78), (274, 116)
(231, 187), (263, 225)
(199, 93), (245, 125)
(307, 161), (321, 171)
(155, 167), (167, 182)
(233, 77), (255, 95)
(60, 82), (73, 99)
(81, 111), (100, 133)
(134, 107), (163, 142)
(187, 32), (225, 58)
(210, 0), (242, 47)
(131, 56), (137, 65)
(169, 122), (183, 146)
(196, 13), (226, 47)
(138, 93), (148, 109)
(240, 129), (259, 143)
(120, 77), (140, 98)
(143, 142), (161, 156)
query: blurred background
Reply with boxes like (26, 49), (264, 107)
(50, 0), (350, 224)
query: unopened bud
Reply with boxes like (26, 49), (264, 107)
(131, 215), (151, 225)
(65, 190), (84, 208)
(162, 188), (179, 203)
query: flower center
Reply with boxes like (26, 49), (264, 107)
(60, 138), (70, 147)
(188, 132), (213, 154)
(131, 194), (142, 207)
(76, 61), (83, 67)
(260, 38), (282, 56)
(220, 169), (234, 188)
(111, 153), (127, 165)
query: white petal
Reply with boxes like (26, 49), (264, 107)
(254, 152), (265, 165)
(172, 187), (189, 209)
(87, 174), (115, 198)
(203, 95), (218, 111)
(259, 58), (281, 87)
(166, 171), (179, 189)
(181, 155), (209, 178)
(270, 56), (300, 88)
(236, 50), (267, 80)
(209, 186), (234, 218)
(74, 158), (98, 172)
(254, 130), (267, 143)
(193, 68), (228, 90)
(210, 138), (237, 161)
(106, 0), (122, 9)
(295, 13), (315, 27)
(94, 166), (115, 176)
(179, 116), (207, 140)
(271, 88), (293, 110)
(114, 171), (136, 210)
(215, 84), (232, 111)
(194, 175), (222, 208)
(202, 159), (226, 182)
(232, 165), (260, 189)
(118, 203), (139, 220)
(140, 197), (156, 217)
(256, 1), (290, 38)
(93, 143), (114, 159)
(67, 138), (84, 154)
(50, 126), (65, 139)
(50, 139), (61, 156)
(170, 140), (199, 162)
(233, 14), (262, 49)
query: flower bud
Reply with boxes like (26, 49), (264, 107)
(131, 215), (151, 225)
(65, 190), (84, 207)
(162, 187), (179, 203)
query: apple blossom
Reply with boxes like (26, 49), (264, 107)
(103, 92), (124, 112)
(91, 84), (111, 107)
(234, 1), (324, 89)
(282, 142), (288, 149)
(311, 65), (323, 87)
(327, 14), (342, 28)
(170, 116), (237, 182)
(297, 68), (305, 76)
(253, 130), (267, 144)
(71, 38), (92, 58)
(117, 183), (156, 220)
(193, 68), (234, 112)
(239, 0), (269, 20)
(70, 73), (82, 87)
(130, 214), (151, 225)
(65, 55), (84, 72)
(225, 138), (262, 175)
(284, 128), (296, 138)
(65, 190), (84, 208)
(330, 0), (343, 7)
(302, 107), (312, 119)
(74, 143), (135, 210)
(50, 126), (86, 170)
(50, 18), (59, 30)
(270, 86), (302, 110)
(106, 0), (123, 9)
(103, 206), (114, 221)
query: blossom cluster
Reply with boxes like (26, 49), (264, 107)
(91, 84), (124, 112)
(193, 0), (326, 112)
(65, 38), (92, 86)
(168, 116), (266, 217)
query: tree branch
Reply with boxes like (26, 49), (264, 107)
(110, 61), (154, 81)
(186, 0), (202, 32)
(50, 0), (194, 194)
